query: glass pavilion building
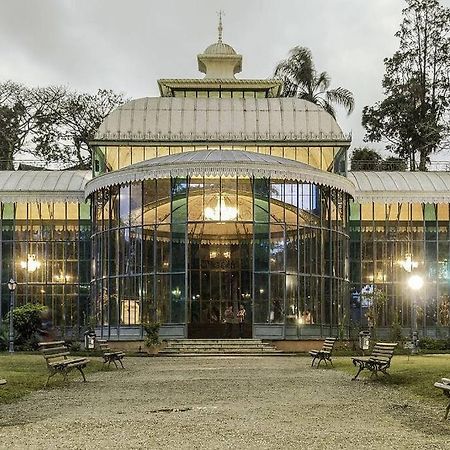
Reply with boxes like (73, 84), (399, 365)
(1, 35), (450, 341)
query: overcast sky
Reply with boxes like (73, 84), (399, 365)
(1, 0), (449, 153)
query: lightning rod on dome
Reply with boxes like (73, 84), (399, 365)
(217, 10), (224, 43)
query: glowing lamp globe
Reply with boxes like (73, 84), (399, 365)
(408, 275), (424, 291)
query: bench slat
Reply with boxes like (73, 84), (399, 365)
(44, 352), (71, 359)
(41, 347), (69, 355)
(38, 341), (66, 347)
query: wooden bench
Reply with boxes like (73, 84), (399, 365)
(309, 337), (337, 367)
(39, 341), (89, 386)
(351, 342), (398, 380)
(434, 377), (450, 420)
(97, 339), (125, 369)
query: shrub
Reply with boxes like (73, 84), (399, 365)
(0, 327), (8, 351)
(143, 322), (160, 347)
(6, 303), (45, 350)
(418, 337), (450, 351)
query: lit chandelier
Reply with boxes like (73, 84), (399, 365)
(20, 254), (41, 272)
(399, 254), (418, 273)
(204, 195), (238, 221)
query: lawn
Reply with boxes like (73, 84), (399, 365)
(0, 353), (104, 404)
(333, 354), (450, 402)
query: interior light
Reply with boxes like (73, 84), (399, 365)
(399, 254), (418, 273)
(408, 275), (424, 290)
(204, 195), (238, 221)
(20, 254), (41, 273)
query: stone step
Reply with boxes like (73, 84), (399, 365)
(160, 338), (280, 356)
(165, 343), (273, 348)
(158, 352), (287, 357)
(167, 347), (280, 353)
(167, 339), (262, 345)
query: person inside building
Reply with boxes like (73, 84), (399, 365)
(224, 304), (234, 338)
(237, 304), (246, 338)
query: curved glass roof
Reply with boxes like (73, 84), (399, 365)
(85, 149), (355, 198)
(349, 171), (450, 203)
(0, 171), (91, 203)
(94, 97), (349, 144)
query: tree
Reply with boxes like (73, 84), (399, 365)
(33, 89), (126, 168)
(350, 147), (383, 171)
(382, 156), (408, 171)
(0, 82), (125, 169)
(0, 82), (66, 169)
(274, 46), (354, 118)
(362, 0), (450, 171)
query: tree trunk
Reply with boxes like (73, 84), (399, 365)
(0, 146), (14, 170)
(419, 150), (428, 171)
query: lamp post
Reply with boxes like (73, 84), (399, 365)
(7, 278), (17, 354)
(408, 274), (424, 338)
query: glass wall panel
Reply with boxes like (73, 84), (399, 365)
(0, 200), (91, 335)
(91, 174), (350, 337)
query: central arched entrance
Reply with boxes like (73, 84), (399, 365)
(187, 233), (253, 338)
(185, 187), (254, 338)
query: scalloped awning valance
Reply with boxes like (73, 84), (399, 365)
(85, 150), (355, 198)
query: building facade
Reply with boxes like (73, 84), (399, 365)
(1, 34), (450, 341)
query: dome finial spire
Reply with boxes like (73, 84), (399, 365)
(217, 10), (224, 43)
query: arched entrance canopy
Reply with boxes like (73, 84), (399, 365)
(85, 149), (355, 197)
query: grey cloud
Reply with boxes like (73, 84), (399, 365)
(1, 0), (448, 150)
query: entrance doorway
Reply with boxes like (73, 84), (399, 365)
(187, 222), (252, 338)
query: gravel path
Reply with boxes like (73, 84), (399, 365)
(0, 356), (449, 449)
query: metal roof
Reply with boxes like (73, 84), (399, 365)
(0, 171), (92, 203)
(348, 171), (450, 203)
(85, 149), (355, 198)
(203, 42), (237, 55)
(93, 97), (350, 144)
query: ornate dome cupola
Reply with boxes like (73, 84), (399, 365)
(197, 14), (242, 79)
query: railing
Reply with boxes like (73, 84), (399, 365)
(350, 160), (450, 172)
(0, 160), (90, 170)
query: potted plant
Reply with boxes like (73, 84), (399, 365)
(143, 322), (161, 354)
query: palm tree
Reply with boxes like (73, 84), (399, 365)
(274, 46), (354, 119)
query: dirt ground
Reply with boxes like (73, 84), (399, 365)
(0, 356), (449, 449)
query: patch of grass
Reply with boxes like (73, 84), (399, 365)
(0, 352), (105, 404)
(334, 354), (450, 402)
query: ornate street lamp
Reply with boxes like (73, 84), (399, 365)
(408, 274), (423, 346)
(7, 278), (17, 353)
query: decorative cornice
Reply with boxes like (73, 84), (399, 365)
(353, 191), (450, 204)
(158, 78), (282, 97)
(92, 130), (351, 144)
(0, 191), (87, 204)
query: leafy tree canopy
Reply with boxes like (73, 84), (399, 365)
(0, 81), (126, 169)
(350, 147), (408, 171)
(362, 0), (450, 171)
(350, 147), (383, 171)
